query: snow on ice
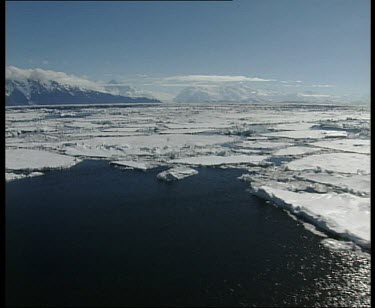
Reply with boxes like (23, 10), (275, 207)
(6, 149), (80, 171)
(286, 152), (370, 174)
(110, 160), (155, 171)
(171, 154), (269, 166)
(251, 185), (370, 249)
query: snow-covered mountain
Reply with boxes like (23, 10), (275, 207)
(6, 66), (160, 106)
(174, 84), (343, 104)
(174, 85), (262, 103)
(103, 79), (154, 98)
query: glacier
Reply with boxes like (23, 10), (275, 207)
(5, 102), (370, 250)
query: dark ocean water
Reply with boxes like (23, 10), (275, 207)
(6, 160), (370, 307)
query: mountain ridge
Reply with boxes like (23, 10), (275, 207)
(6, 66), (161, 106)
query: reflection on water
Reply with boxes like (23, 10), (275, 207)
(6, 160), (370, 307)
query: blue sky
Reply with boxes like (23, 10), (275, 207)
(6, 0), (370, 101)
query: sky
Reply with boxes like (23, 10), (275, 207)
(6, 0), (370, 102)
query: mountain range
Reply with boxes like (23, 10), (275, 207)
(173, 85), (341, 104)
(6, 66), (369, 105)
(5, 66), (160, 106)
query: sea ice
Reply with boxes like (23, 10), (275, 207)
(261, 129), (348, 139)
(6, 172), (44, 182)
(272, 122), (315, 131)
(309, 139), (370, 154)
(170, 154), (269, 166)
(159, 128), (216, 134)
(6, 149), (80, 171)
(320, 238), (364, 252)
(110, 160), (154, 171)
(251, 186), (370, 249)
(69, 134), (234, 151)
(273, 146), (321, 156)
(64, 144), (127, 158)
(286, 152), (370, 174)
(295, 172), (370, 196)
(236, 140), (291, 150)
(5, 103), (371, 250)
(157, 167), (198, 182)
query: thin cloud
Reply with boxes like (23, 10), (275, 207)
(6, 66), (108, 92)
(297, 93), (331, 98)
(310, 84), (334, 88)
(283, 83), (334, 88)
(280, 80), (304, 84)
(162, 75), (276, 83)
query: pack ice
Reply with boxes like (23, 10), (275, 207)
(5, 103), (370, 250)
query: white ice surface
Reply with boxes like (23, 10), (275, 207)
(309, 139), (370, 154)
(286, 153), (370, 174)
(273, 146), (321, 156)
(252, 186), (370, 249)
(165, 123), (231, 129)
(236, 140), (291, 149)
(295, 172), (370, 196)
(6, 171), (44, 182)
(320, 238), (364, 252)
(110, 160), (154, 171)
(171, 154), (269, 166)
(64, 144), (126, 158)
(72, 134), (234, 150)
(157, 167), (198, 182)
(6, 149), (80, 171)
(261, 129), (348, 139)
(272, 122), (315, 131)
(159, 128), (215, 134)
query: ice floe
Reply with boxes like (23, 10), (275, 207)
(6, 149), (80, 171)
(157, 167), (198, 182)
(295, 172), (370, 196)
(271, 122), (315, 131)
(261, 129), (348, 139)
(110, 160), (154, 171)
(71, 134), (234, 152)
(320, 238), (364, 252)
(286, 153), (370, 174)
(64, 144), (127, 158)
(309, 138), (370, 154)
(273, 146), (322, 156)
(6, 171), (44, 182)
(170, 154), (269, 166)
(251, 186), (370, 249)
(236, 140), (291, 150)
